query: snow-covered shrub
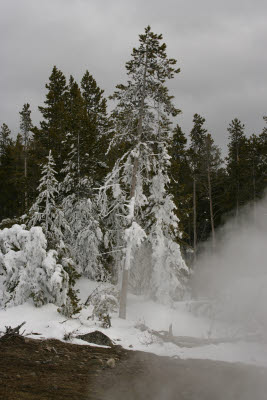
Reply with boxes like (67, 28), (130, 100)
(89, 286), (119, 328)
(0, 216), (25, 230)
(0, 224), (73, 310)
(58, 256), (81, 317)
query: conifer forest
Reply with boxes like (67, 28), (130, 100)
(0, 26), (266, 319)
(1, 2), (267, 395)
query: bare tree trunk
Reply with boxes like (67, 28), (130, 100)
(119, 158), (139, 319)
(119, 269), (129, 319)
(207, 166), (215, 248)
(193, 175), (197, 264)
(236, 144), (240, 219)
(77, 130), (80, 200)
(252, 162), (256, 220)
(24, 142), (28, 211)
(236, 185), (239, 218)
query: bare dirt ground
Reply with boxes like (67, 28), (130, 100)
(0, 335), (267, 400)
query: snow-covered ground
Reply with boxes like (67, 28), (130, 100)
(1, 278), (267, 368)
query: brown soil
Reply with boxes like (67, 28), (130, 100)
(0, 335), (267, 400)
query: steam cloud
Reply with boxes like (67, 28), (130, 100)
(192, 194), (267, 335)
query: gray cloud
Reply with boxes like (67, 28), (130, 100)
(0, 0), (266, 152)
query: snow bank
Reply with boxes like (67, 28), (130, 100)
(1, 278), (266, 367)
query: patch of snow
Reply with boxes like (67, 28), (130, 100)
(0, 278), (267, 367)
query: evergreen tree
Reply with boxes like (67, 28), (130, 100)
(169, 124), (191, 249)
(81, 70), (109, 185)
(34, 66), (68, 176)
(19, 103), (33, 211)
(147, 149), (188, 303)
(64, 75), (104, 192)
(258, 116), (267, 193)
(0, 124), (14, 220)
(60, 77), (104, 279)
(81, 70), (107, 128)
(226, 118), (247, 216)
(100, 26), (187, 318)
(10, 134), (25, 217)
(28, 150), (68, 250)
(0, 123), (12, 158)
(201, 133), (222, 246)
(188, 114), (207, 261)
(245, 130), (267, 210)
(28, 150), (80, 315)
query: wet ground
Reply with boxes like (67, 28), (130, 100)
(0, 335), (266, 400)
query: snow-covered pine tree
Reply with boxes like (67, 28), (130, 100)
(100, 26), (188, 318)
(60, 184), (103, 279)
(60, 79), (103, 279)
(29, 150), (68, 250)
(147, 145), (188, 304)
(28, 150), (80, 315)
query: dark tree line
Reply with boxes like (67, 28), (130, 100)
(170, 115), (266, 262)
(0, 66), (266, 264)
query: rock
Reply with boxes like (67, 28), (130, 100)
(76, 331), (113, 347)
(106, 358), (116, 368)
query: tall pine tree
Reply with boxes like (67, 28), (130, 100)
(100, 26), (187, 318)
(188, 114), (207, 261)
(34, 66), (68, 177)
(19, 103), (33, 211)
(226, 118), (247, 217)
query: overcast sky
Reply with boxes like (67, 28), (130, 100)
(0, 0), (266, 153)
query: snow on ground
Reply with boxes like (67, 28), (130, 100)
(1, 277), (267, 367)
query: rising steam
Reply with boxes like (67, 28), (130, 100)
(192, 194), (267, 336)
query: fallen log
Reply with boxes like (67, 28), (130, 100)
(0, 321), (26, 342)
(137, 322), (263, 348)
(150, 329), (263, 348)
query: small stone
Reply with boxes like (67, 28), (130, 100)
(30, 372), (37, 377)
(106, 358), (116, 368)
